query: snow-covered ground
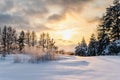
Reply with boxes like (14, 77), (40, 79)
(0, 55), (120, 80)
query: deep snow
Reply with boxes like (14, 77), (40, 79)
(0, 55), (120, 80)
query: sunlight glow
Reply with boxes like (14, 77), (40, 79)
(62, 30), (73, 40)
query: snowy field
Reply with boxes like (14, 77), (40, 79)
(0, 55), (120, 80)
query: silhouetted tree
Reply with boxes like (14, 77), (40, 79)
(97, 20), (110, 55)
(18, 31), (25, 51)
(75, 37), (87, 56)
(39, 33), (45, 50)
(2, 26), (7, 57)
(39, 33), (55, 52)
(88, 34), (98, 56)
(6, 27), (17, 53)
(31, 31), (36, 47)
(103, 0), (120, 41)
(25, 30), (31, 47)
(109, 40), (120, 55)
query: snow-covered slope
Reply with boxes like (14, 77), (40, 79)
(0, 55), (120, 80)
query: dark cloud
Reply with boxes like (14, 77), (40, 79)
(46, 0), (92, 6)
(0, 13), (28, 25)
(48, 14), (66, 22)
(20, 0), (48, 16)
(87, 17), (101, 23)
(46, 0), (93, 12)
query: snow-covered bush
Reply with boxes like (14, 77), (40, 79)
(13, 46), (58, 63)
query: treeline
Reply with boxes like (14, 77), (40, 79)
(0, 26), (58, 57)
(75, 0), (120, 56)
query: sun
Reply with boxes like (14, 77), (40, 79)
(62, 30), (72, 40)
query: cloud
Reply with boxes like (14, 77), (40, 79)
(48, 14), (66, 23)
(46, 0), (93, 10)
(0, 13), (28, 25)
(0, 0), (94, 28)
(21, 1), (48, 16)
(0, 0), (14, 12)
(87, 17), (101, 23)
(46, 0), (93, 23)
(32, 24), (52, 32)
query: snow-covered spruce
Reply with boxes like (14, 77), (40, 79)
(103, 40), (120, 55)
(75, 37), (87, 56)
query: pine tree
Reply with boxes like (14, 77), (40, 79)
(2, 26), (7, 57)
(49, 38), (55, 51)
(31, 31), (36, 47)
(39, 33), (46, 51)
(6, 27), (17, 53)
(18, 31), (25, 51)
(88, 34), (98, 56)
(97, 20), (110, 55)
(81, 37), (87, 49)
(104, 0), (120, 41)
(25, 30), (31, 47)
(46, 33), (50, 49)
(39, 33), (55, 52)
(75, 37), (87, 56)
(109, 40), (120, 55)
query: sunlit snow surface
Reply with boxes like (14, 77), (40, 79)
(0, 55), (120, 80)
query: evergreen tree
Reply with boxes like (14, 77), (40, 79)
(97, 21), (110, 55)
(2, 26), (7, 57)
(6, 27), (17, 53)
(75, 37), (87, 56)
(18, 31), (25, 51)
(104, 0), (120, 41)
(46, 33), (50, 49)
(25, 30), (31, 47)
(109, 40), (120, 55)
(81, 37), (87, 48)
(88, 34), (98, 56)
(31, 31), (36, 47)
(39, 33), (46, 51)
(39, 33), (55, 52)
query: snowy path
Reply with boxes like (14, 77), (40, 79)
(0, 55), (120, 80)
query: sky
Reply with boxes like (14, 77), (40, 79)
(0, 0), (114, 52)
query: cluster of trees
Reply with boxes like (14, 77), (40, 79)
(75, 34), (98, 56)
(0, 26), (57, 57)
(75, 0), (120, 56)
